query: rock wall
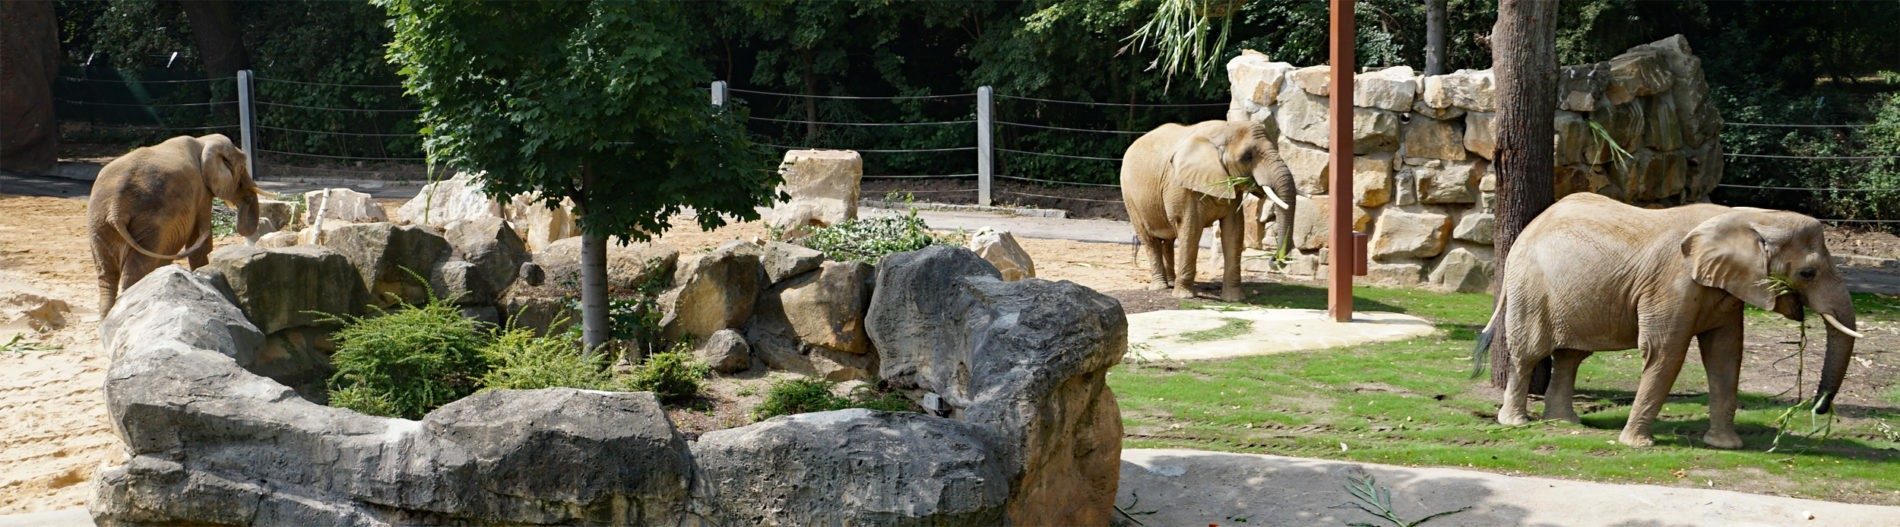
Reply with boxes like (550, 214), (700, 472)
(1227, 35), (1723, 292)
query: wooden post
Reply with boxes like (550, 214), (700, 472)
(1327, 0), (1355, 322)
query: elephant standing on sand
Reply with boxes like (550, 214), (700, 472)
(1120, 120), (1298, 301)
(1477, 193), (1861, 448)
(88, 134), (260, 313)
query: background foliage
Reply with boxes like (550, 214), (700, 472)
(49, 0), (1900, 224)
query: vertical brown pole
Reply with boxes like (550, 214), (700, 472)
(1327, 0), (1356, 322)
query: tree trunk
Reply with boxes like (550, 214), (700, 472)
(178, 1), (249, 77)
(801, 49), (819, 141)
(1488, 0), (1559, 388)
(0, 0), (60, 174)
(1425, 0), (1447, 76)
(577, 167), (611, 355)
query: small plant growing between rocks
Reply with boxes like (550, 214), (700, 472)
(753, 378), (917, 421)
(323, 292), (491, 419)
(798, 212), (954, 263)
(621, 343), (710, 404)
(480, 326), (613, 391)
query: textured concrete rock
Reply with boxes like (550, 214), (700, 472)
(771, 150), (863, 238)
(1354, 66), (1419, 112)
(256, 199), (297, 233)
(747, 260), (877, 381)
(1292, 195), (1330, 251)
(1275, 87), (1331, 147)
(696, 328), (752, 374)
(1370, 209), (1451, 260)
(1366, 261), (1425, 286)
(395, 172), (502, 228)
(1352, 108), (1403, 154)
(199, 245), (367, 334)
(866, 247), (1126, 525)
(1557, 63), (1609, 112)
(1609, 49), (1673, 101)
(1289, 65), (1330, 96)
(1354, 155), (1394, 208)
(1402, 117), (1466, 160)
(1464, 112), (1497, 160)
(659, 241), (764, 342)
(1429, 246), (1494, 293)
(251, 327), (337, 401)
(691, 410), (1011, 525)
(1644, 95), (1685, 152)
(1632, 35), (1719, 145)
(1589, 100), (1646, 163)
(1227, 50), (1296, 115)
(1392, 168), (1419, 206)
(1452, 213), (1495, 245)
(1418, 159), (1486, 205)
(968, 228), (1036, 281)
(505, 194), (580, 254)
(760, 241), (824, 285)
(1279, 137), (1331, 195)
(301, 188), (388, 225)
(255, 231), (299, 249)
(316, 222), (452, 308)
(1555, 111), (1593, 165)
(1422, 69), (1494, 112)
(444, 215), (530, 304)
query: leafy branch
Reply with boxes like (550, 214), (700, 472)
(1122, 0), (1239, 91)
(1342, 473), (1469, 527)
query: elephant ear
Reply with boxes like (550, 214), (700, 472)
(199, 134), (243, 197)
(1168, 137), (1237, 200)
(1681, 212), (1778, 310)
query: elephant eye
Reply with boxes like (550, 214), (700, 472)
(1239, 152), (1254, 164)
(1799, 267), (1818, 280)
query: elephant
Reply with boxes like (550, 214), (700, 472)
(88, 134), (260, 314)
(1476, 193), (1861, 449)
(1120, 120), (1297, 301)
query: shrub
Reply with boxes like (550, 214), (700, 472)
(479, 328), (613, 391)
(753, 378), (917, 421)
(324, 295), (491, 419)
(621, 345), (709, 404)
(798, 212), (954, 263)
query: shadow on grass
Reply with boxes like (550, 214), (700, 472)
(1560, 389), (1900, 460)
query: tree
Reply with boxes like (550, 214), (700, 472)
(1487, 0), (1559, 388)
(178, 0), (249, 77)
(1425, 0), (1447, 75)
(380, 0), (778, 354)
(1, 0), (60, 174)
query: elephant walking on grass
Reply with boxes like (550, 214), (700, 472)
(1120, 120), (1298, 301)
(87, 134), (260, 314)
(1477, 193), (1861, 448)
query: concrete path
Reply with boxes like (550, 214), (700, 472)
(1126, 307), (1435, 362)
(1119, 448), (1900, 527)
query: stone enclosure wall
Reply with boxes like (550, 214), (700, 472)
(1228, 35), (1723, 292)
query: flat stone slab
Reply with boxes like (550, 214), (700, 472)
(1126, 307), (1433, 361)
(1119, 449), (1900, 527)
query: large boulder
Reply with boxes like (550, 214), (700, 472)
(1421, 69), (1494, 112)
(866, 247), (1126, 525)
(1416, 158), (1486, 205)
(759, 241), (824, 285)
(1278, 137), (1331, 195)
(1429, 246), (1494, 293)
(1401, 116), (1466, 160)
(1354, 155), (1394, 208)
(1225, 50), (1296, 121)
(1557, 63), (1609, 112)
(1370, 209), (1451, 260)
(395, 172), (502, 228)
(506, 194), (581, 254)
(316, 222), (452, 308)
(659, 241), (763, 342)
(746, 260), (877, 381)
(256, 199), (298, 233)
(967, 228), (1036, 281)
(770, 150), (863, 238)
(199, 245), (368, 334)
(302, 188), (388, 225)
(443, 216), (530, 304)
(695, 328), (752, 374)
(0, 1), (59, 174)
(690, 409), (1012, 525)
(1354, 66), (1418, 113)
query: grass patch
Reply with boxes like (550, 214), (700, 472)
(620, 345), (710, 404)
(1176, 317), (1254, 343)
(1114, 281), (1900, 504)
(325, 295), (490, 419)
(753, 378), (917, 421)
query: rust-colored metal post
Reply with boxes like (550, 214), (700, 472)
(1327, 0), (1356, 322)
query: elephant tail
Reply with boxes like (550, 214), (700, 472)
(1470, 298), (1504, 379)
(113, 217), (209, 261)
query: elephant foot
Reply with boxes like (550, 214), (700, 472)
(1146, 281), (1171, 291)
(1618, 430), (1656, 448)
(1171, 286), (1196, 299)
(1496, 411), (1532, 426)
(1220, 287), (1242, 302)
(1702, 430), (1743, 450)
(1543, 410), (1582, 425)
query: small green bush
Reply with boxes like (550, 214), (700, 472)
(622, 346), (709, 404)
(325, 296), (491, 419)
(798, 212), (954, 263)
(753, 378), (917, 420)
(480, 328), (613, 391)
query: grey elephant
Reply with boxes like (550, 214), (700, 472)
(88, 134), (260, 313)
(1119, 120), (1298, 301)
(1476, 193), (1861, 448)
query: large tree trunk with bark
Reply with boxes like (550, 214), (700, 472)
(0, 0), (60, 174)
(178, 0), (249, 77)
(1425, 0), (1448, 75)
(1488, 0), (1560, 388)
(576, 167), (611, 354)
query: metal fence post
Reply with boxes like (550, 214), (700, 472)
(237, 69), (256, 179)
(711, 80), (728, 107)
(977, 86), (993, 206)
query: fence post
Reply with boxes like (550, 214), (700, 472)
(977, 86), (993, 206)
(711, 80), (728, 107)
(237, 69), (256, 179)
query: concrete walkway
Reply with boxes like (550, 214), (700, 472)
(1126, 307), (1435, 362)
(1119, 448), (1900, 527)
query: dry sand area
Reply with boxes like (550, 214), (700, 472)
(0, 193), (1149, 514)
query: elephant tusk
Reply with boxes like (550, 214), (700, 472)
(1261, 185), (1291, 211)
(1822, 313), (1864, 339)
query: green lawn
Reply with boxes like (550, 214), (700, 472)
(1111, 282), (1900, 504)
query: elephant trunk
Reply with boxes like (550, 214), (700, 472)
(1809, 281), (1857, 415)
(1251, 147), (1298, 258)
(234, 194), (259, 237)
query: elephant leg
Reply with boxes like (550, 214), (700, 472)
(1621, 333), (1691, 448)
(1159, 239), (1176, 284)
(1172, 219), (1203, 299)
(1543, 349), (1589, 423)
(1219, 208), (1244, 301)
(1142, 235), (1173, 290)
(93, 237), (122, 314)
(1697, 319), (1745, 449)
(187, 237), (212, 269)
(1498, 328), (1552, 426)
(118, 255), (163, 298)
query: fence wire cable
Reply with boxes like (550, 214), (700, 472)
(995, 120), (1148, 135)
(748, 116), (973, 127)
(259, 125), (421, 138)
(995, 175), (1122, 188)
(255, 101), (420, 113)
(995, 147), (1121, 162)
(1724, 152), (1900, 160)
(995, 93), (1228, 108)
(863, 174), (980, 180)
(1716, 183), (1898, 192)
(58, 76), (235, 84)
(55, 98), (235, 108)
(1725, 122), (1874, 129)
(254, 77), (404, 89)
(758, 143), (974, 153)
(255, 148), (424, 162)
(998, 190), (1124, 204)
(729, 87), (973, 100)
